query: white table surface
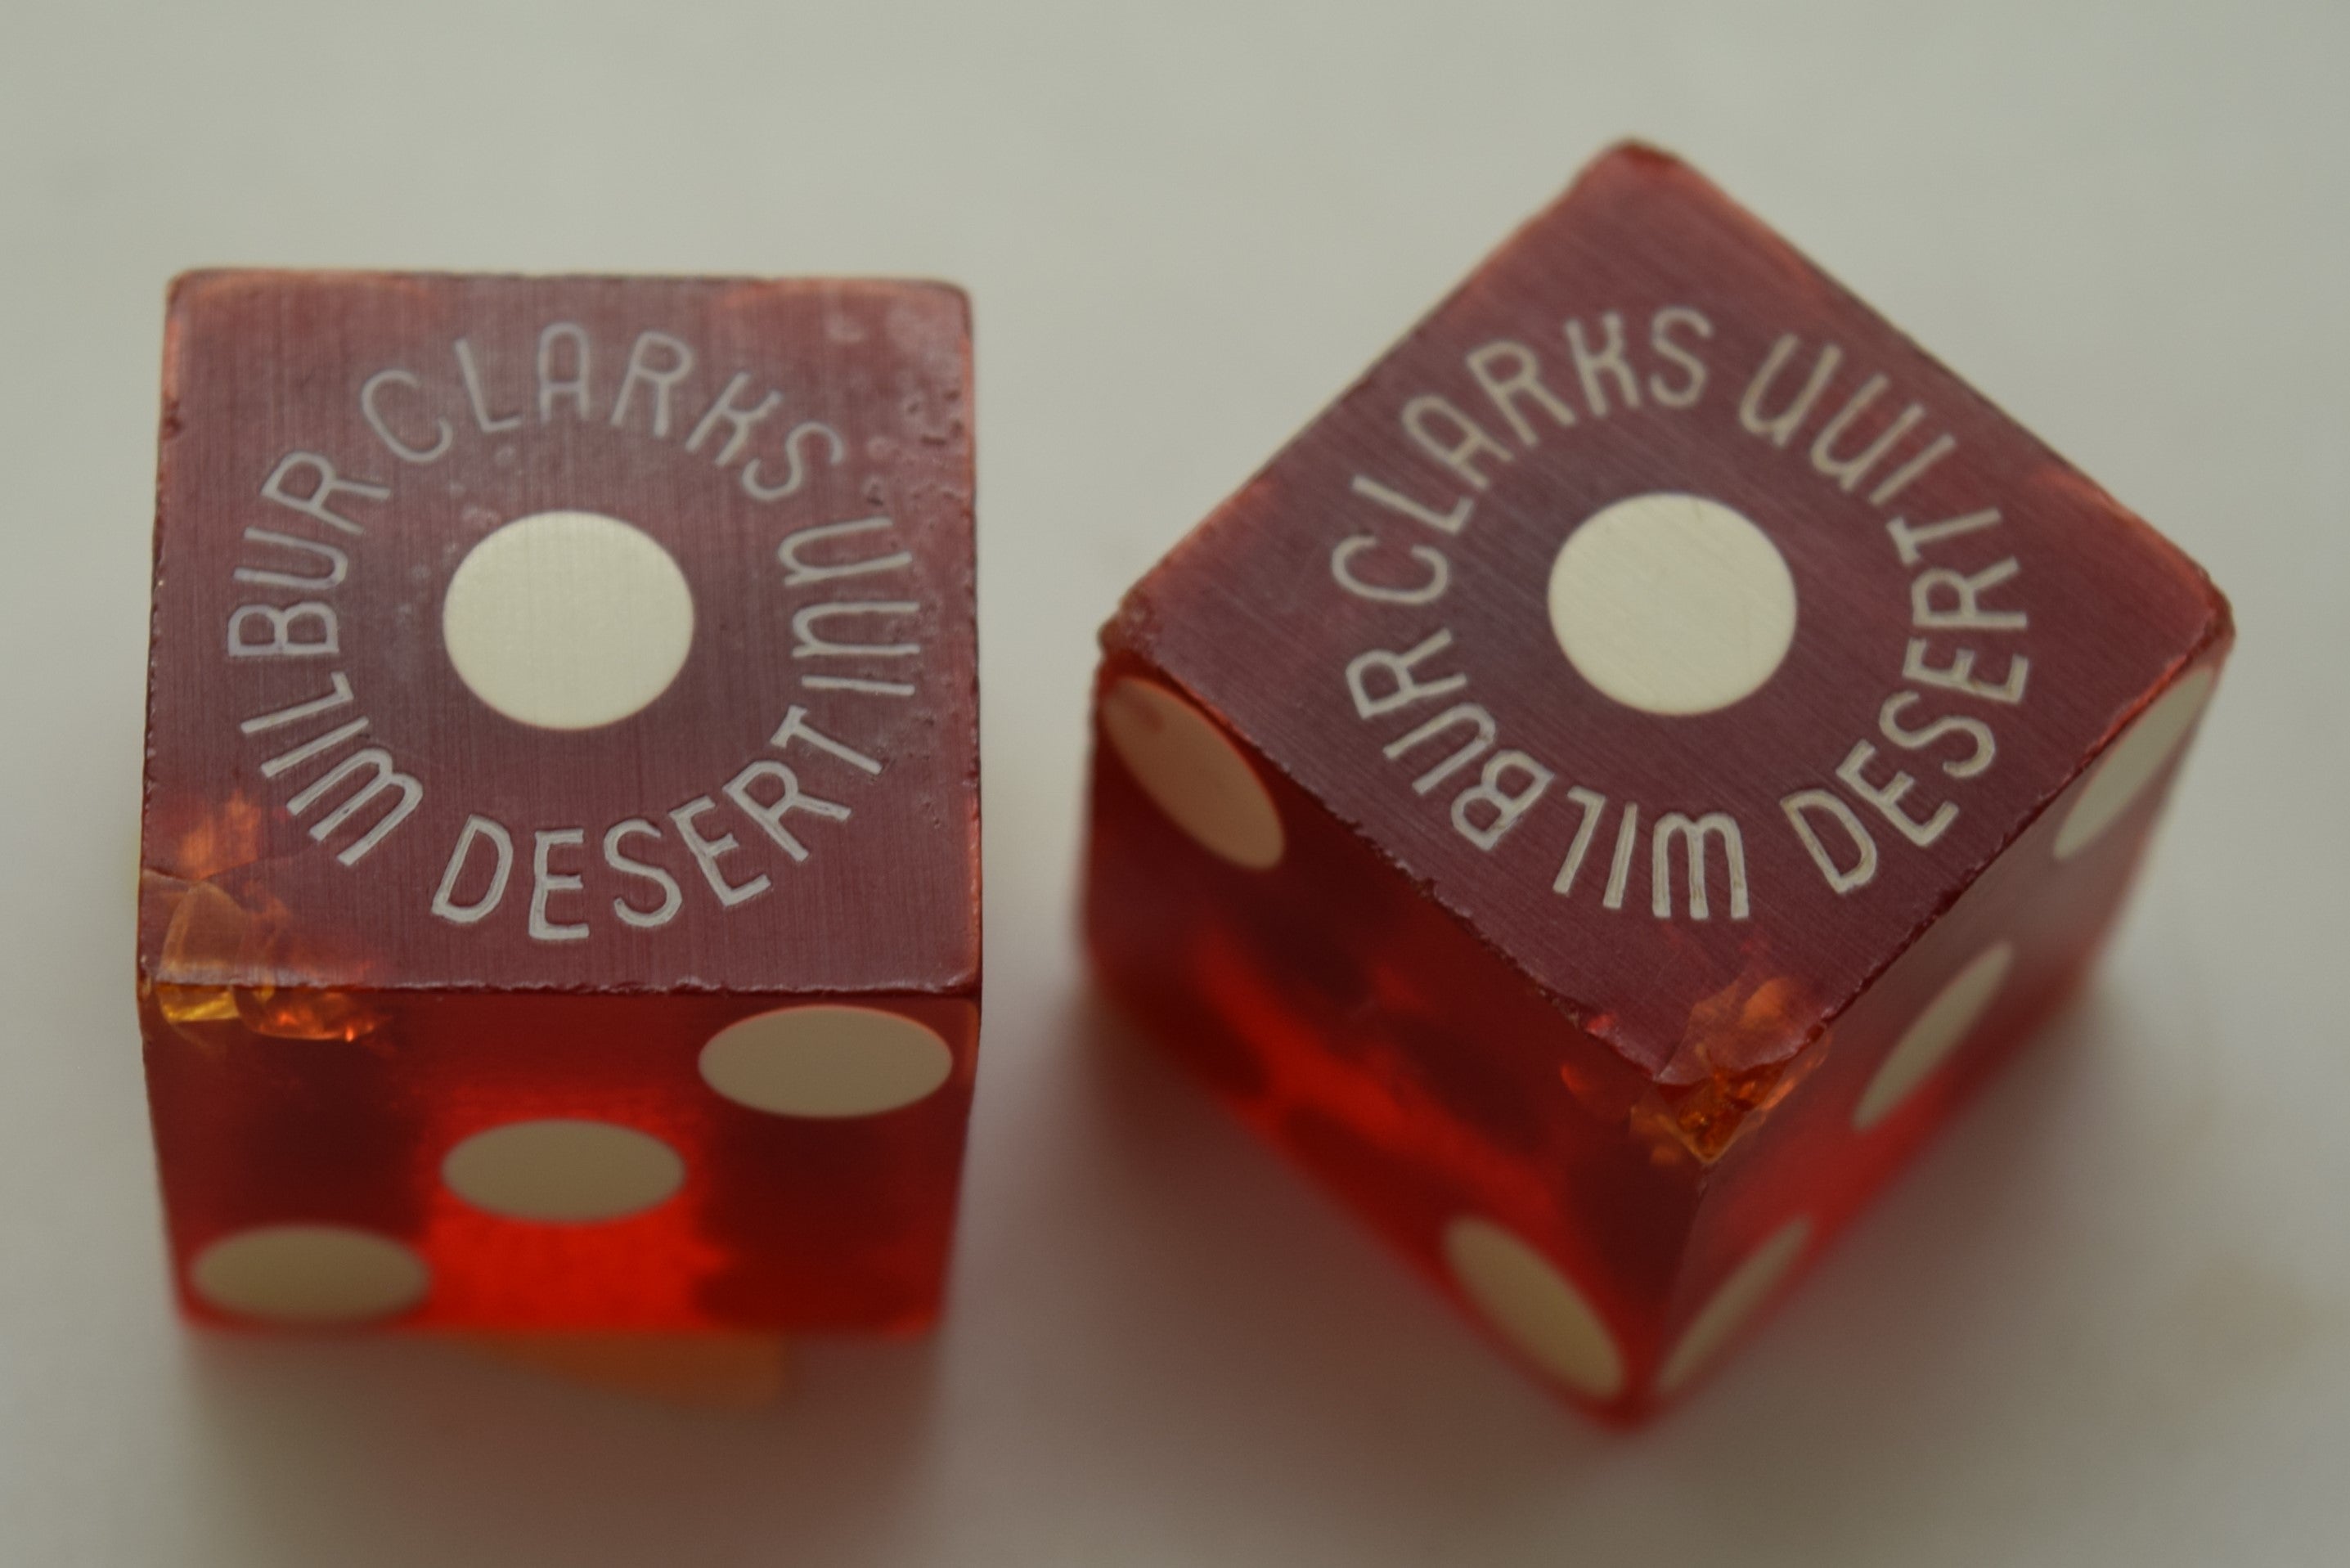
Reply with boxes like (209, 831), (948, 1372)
(3, 2), (2344, 1562)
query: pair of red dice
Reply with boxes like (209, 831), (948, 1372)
(137, 146), (2229, 1421)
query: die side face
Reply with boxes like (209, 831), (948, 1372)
(137, 272), (980, 1333)
(142, 272), (977, 997)
(1088, 666), (1696, 1291)
(147, 991), (978, 1332)
(1087, 146), (2229, 1416)
(1094, 672), (1746, 1414)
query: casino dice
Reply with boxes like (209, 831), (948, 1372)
(137, 271), (978, 1333)
(1084, 144), (2230, 1418)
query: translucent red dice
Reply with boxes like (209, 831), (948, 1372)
(138, 272), (978, 1333)
(1084, 145), (2229, 1419)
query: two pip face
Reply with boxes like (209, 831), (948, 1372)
(137, 147), (2227, 1422)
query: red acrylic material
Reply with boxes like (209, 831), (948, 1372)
(138, 272), (978, 1333)
(1085, 145), (2229, 1420)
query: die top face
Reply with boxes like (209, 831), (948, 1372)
(1108, 145), (2228, 1080)
(142, 272), (977, 998)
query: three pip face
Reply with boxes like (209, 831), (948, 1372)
(136, 146), (2228, 1422)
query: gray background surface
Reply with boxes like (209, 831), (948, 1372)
(2, 2), (2343, 1562)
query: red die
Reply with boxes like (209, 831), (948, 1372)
(1085, 145), (2229, 1419)
(137, 272), (978, 1335)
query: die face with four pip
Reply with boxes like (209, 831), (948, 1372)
(1085, 144), (2230, 1418)
(137, 271), (978, 1333)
